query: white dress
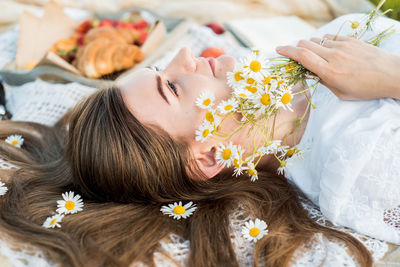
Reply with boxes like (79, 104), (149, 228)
(285, 14), (400, 245)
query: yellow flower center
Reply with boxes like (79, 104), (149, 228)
(351, 21), (359, 29)
(286, 149), (295, 157)
(285, 64), (294, 70)
(224, 105), (233, 111)
(239, 93), (248, 98)
(247, 168), (257, 176)
(246, 86), (258, 94)
(281, 93), (292, 105)
(222, 149), (231, 160)
(234, 72), (244, 81)
(11, 140), (19, 146)
(278, 80), (284, 85)
(202, 129), (210, 138)
(234, 158), (240, 168)
(50, 218), (58, 226)
(246, 78), (256, 85)
(205, 112), (214, 123)
(203, 99), (211, 106)
(260, 94), (271, 106)
(249, 60), (261, 72)
(263, 76), (272, 85)
(65, 200), (75, 211)
(249, 227), (260, 237)
(173, 205), (186, 215)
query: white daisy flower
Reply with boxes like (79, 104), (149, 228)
(56, 191), (84, 215)
(5, 135), (24, 148)
(242, 218), (269, 243)
(246, 162), (258, 182)
(275, 91), (294, 112)
(244, 77), (262, 95)
(242, 52), (270, 80)
(195, 122), (213, 143)
(234, 88), (251, 99)
(252, 91), (275, 116)
(43, 214), (64, 229)
(232, 146), (246, 177)
(261, 75), (273, 86)
(277, 161), (287, 175)
(258, 140), (282, 155)
(0, 180), (8, 196)
(204, 109), (221, 127)
(276, 145), (290, 156)
(227, 63), (247, 90)
(216, 142), (238, 168)
(195, 91), (215, 109)
(160, 201), (197, 220)
(217, 98), (238, 115)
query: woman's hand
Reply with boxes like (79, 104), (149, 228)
(276, 34), (400, 100)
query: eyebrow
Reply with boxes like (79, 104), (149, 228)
(155, 73), (170, 105)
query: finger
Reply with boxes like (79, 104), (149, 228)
(275, 45), (329, 79)
(296, 39), (332, 61)
(310, 37), (336, 48)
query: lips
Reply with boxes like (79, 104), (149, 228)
(208, 58), (216, 76)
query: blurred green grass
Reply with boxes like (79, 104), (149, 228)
(369, 0), (400, 20)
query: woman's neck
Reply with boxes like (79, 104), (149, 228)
(228, 85), (311, 172)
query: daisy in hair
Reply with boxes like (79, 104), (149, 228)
(56, 191), (84, 215)
(161, 201), (197, 220)
(242, 218), (269, 243)
(43, 214), (64, 229)
(5, 135), (24, 148)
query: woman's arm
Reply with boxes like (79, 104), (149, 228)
(276, 34), (400, 100)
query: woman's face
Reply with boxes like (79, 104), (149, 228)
(119, 47), (236, 144)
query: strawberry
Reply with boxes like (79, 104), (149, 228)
(77, 33), (86, 46)
(206, 22), (225, 35)
(200, 47), (226, 58)
(76, 20), (92, 34)
(99, 19), (113, 28)
(135, 30), (148, 46)
(133, 19), (148, 30)
(113, 20), (123, 27)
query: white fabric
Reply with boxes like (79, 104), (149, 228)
(285, 14), (400, 245)
(0, 13), (395, 267)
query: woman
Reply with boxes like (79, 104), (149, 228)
(0, 14), (398, 266)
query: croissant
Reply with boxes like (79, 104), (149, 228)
(74, 27), (144, 78)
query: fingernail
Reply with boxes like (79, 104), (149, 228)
(276, 46), (284, 52)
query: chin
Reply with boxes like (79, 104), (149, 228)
(216, 55), (236, 79)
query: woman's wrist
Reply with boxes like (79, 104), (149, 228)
(383, 55), (400, 99)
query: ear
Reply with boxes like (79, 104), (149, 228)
(193, 146), (224, 179)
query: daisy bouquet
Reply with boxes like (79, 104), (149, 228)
(195, 0), (395, 181)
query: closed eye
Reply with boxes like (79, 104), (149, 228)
(167, 80), (179, 96)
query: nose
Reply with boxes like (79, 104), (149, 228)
(168, 47), (197, 73)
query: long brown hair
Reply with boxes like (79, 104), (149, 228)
(0, 87), (372, 266)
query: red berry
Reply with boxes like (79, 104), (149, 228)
(133, 19), (148, 30)
(135, 30), (148, 46)
(76, 20), (92, 34)
(206, 22), (225, 35)
(99, 19), (113, 28)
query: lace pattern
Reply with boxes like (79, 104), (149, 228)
(0, 238), (52, 267)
